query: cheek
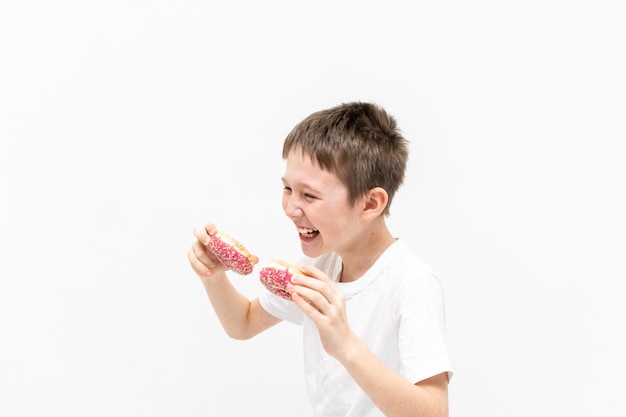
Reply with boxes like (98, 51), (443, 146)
(281, 193), (289, 212)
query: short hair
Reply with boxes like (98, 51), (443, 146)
(282, 102), (409, 216)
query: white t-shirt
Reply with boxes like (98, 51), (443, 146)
(259, 239), (453, 417)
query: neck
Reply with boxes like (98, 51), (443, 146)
(339, 222), (396, 283)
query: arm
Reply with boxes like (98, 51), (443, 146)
(288, 265), (449, 417)
(188, 223), (281, 340)
(335, 338), (448, 417)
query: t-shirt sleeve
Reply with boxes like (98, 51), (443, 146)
(397, 270), (454, 383)
(259, 288), (304, 325)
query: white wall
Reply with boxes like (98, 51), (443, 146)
(1, 1), (624, 416)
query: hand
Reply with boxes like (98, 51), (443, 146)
(287, 265), (358, 359)
(188, 223), (259, 279)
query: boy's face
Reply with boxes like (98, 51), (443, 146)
(281, 149), (363, 258)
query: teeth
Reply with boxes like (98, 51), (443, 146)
(298, 227), (318, 237)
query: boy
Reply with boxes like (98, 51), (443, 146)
(188, 102), (452, 417)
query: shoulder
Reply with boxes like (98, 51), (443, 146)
(389, 240), (438, 282)
(383, 241), (448, 335)
(385, 240), (444, 303)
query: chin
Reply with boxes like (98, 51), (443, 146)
(300, 246), (316, 258)
(299, 242), (319, 258)
(301, 244), (331, 259)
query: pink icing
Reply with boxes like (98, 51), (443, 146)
(259, 266), (293, 300)
(207, 235), (254, 275)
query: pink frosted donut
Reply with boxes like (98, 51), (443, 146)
(259, 259), (304, 301)
(207, 231), (256, 275)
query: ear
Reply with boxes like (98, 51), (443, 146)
(361, 187), (388, 220)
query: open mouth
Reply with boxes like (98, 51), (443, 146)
(298, 227), (319, 238)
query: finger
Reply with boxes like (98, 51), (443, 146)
(298, 264), (324, 280)
(291, 291), (324, 318)
(203, 222), (218, 236)
(299, 265), (339, 292)
(193, 226), (210, 244)
(190, 239), (207, 258)
(291, 270), (340, 304)
(190, 240), (220, 271)
(291, 285), (329, 312)
(288, 280), (341, 319)
(187, 246), (213, 278)
(193, 223), (218, 245)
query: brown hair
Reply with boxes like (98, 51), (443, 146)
(282, 102), (409, 216)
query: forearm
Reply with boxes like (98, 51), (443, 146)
(338, 337), (448, 417)
(288, 270), (449, 416)
(200, 272), (276, 340)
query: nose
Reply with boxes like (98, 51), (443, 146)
(283, 194), (304, 219)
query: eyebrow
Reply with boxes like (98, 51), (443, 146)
(281, 177), (323, 195)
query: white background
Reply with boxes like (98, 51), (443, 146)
(1, 1), (625, 416)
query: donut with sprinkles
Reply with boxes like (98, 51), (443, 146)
(207, 231), (256, 275)
(259, 259), (305, 300)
